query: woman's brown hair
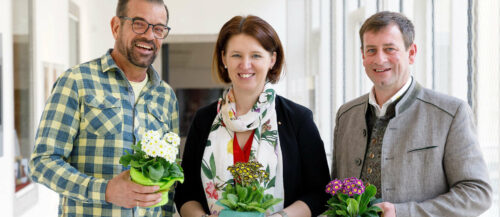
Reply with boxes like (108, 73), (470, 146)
(213, 15), (285, 84)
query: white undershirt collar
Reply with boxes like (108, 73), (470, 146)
(368, 76), (412, 117)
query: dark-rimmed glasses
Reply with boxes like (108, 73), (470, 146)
(119, 16), (171, 39)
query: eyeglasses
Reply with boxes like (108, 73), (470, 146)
(119, 16), (171, 39)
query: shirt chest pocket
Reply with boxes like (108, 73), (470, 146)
(82, 95), (123, 136)
(146, 103), (170, 134)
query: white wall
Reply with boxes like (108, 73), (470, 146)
(78, 0), (116, 62)
(477, 0), (500, 216)
(167, 0), (286, 36)
(32, 0), (71, 128)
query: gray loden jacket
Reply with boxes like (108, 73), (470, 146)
(332, 80), (492, 217)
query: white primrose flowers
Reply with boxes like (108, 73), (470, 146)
(142, 130), (180, 163)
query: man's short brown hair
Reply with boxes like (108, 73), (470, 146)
(359, 11), (415, 50)
(116, 0), (169, 24)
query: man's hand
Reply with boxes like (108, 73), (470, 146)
(375, 202), (396, 217)
(105, 170), (162, 208)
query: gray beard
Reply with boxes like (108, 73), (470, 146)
(126, 47), (157, 68)
(117, 37), (157, 68)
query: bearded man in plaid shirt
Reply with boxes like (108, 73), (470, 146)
(29, 0), (179, 216)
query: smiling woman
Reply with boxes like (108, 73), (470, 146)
(175, 15), (331, 217)
(222, 34), (276, 96)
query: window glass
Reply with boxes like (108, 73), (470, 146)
(13, 0), (33, 192)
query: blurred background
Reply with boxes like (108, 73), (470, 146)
(0, 0), (498, 216)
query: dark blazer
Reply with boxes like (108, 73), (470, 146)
(175, 95), (331, 216)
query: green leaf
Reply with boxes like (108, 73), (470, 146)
(355, 194), (361, 202)
(369, 197), (383, 206)
(261, 197), (283, 210)
(362, 211), (380, 217)
(365, 206), (382, 213)
(262, 194), (273, 201)
(147, 163), (164, 181)
(210, 122), (221, 132)
(237, 202), (249, 211)
(168, 163), (184, 178)
(346, 198), (359, 217)
(255, 127), (261, 140)
(364, 185), (377, 199)
(201, 159), (214, 179)
(130, 159), (141, 168)
(209, 154), (216, 178)
(362, 207), (382, 217)
(119, 154), (132, 166)
(227, 193), (238, 206)
(132, 141), (142, 152)
(219, 199), (235, 209)
(261, 110), (268, 119)
(338, 193), (349, 202)
(261, 130), (277, 139)
(330, 203), (347, 211)
(336, 210), (347, 216)
(253, 189), (264, 203)
(266, 177), (276, 189)
(322, 209), (337, 216)
(243, 187), (259, 204)
(225, 183), (234, 194)
(244, 188), (256, 203)
(236, 185), (248, 202)
(359, 186), (377, 214)
(248, 201), (260, 207)
(246, 205), (266, 213)
(161, 160), (171, 177)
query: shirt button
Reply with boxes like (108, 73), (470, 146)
(367, 168), (373, 174)
(369, 153), (375, 159)
(355, 158), (362, 166)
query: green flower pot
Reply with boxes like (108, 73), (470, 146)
(130, 167), (184, 208)
(216, 201), (265, 217)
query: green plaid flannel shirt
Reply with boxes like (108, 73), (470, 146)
(29, 50), (179, 217)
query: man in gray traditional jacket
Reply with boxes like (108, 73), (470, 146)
(331, 11), (492, 217)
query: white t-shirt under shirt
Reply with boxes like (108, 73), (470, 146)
(129, 73), (149, 104)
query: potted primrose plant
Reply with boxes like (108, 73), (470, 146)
(217, 161), (283, 217)
(323, 177), (383, 217)
(119, 130), (184, 207)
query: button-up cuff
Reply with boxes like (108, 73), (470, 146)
(88, 178), (109, 204)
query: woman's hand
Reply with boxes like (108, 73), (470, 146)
(180, 201), (212, 217)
